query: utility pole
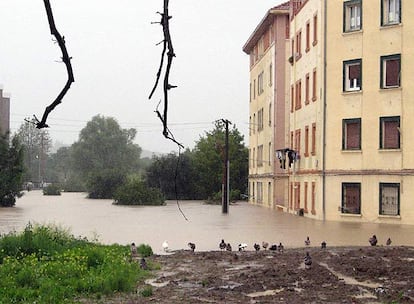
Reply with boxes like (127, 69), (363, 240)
(221, 119), (231, 214)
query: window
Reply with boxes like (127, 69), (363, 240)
(379, 183), (400, 216)
(381, 0), (401, 25)
(253, 114), (256, 134)
(295, 30), (302, 60)
(305, 73), (310, 104)
(269, 63), (273, 86)
(306, 21), (310, 52)
(342, 183), (361, 214)
(304, 182), (308, 212)
(311, 123), (316, 155)
(268, 103), (272, 126)
(295, 79), (302, 110)
(313, 14), (318, 46)
(268, 142), (271, 165)
(253, 79), (256, 99)
(291, 85), (294, 113)
(342, 118), (361, 150)
(253, 148), (256, 168)
(258, 71), (264, 95)
(305, 125), (309, 156)
(257, 182), (263, 203)
(257, 108), (264, 131)
(380, 116), (400, 149)
(343, 59), (362, 91)
(312, 68), (317, 101)
(311, 182), (316, 214)
(294, 182), (300, 210)
(381, 54), (400, 88)
(257, 145), (264, 167)
(343, 0), (362, 32)
(295, 129), (301, 154)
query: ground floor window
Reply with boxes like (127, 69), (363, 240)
(379, 183), (400, 216)
(257, 182), (263, 204)
(342, 183), (361, 214)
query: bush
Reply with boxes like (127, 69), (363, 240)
(43, 184), (62, 196)
(137, 244), (153, 257)
(0, 224), (150, 303)
(113, 176), (165, 206)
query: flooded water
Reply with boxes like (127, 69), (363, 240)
(1, 191), (414, 253)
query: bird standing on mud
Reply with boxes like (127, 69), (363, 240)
(254, 243), (260, 252)
(238, 243), (247, 251)
(304, 252), (312, 269)
(188, 242), (196, 252)
(369, 235), (378, 246)
(321, 241), (327, 249)
(226, 243), (232, 252)
(262, 241), (269, 250)
(162, 240), (169, 252)
(278, 242), (284, 252)
(130, 242), (137, 257)
(305, 236), (311, 246)
(219, 239), (226, 251)
(386, 238), (392, 246)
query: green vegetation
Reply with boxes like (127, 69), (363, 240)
(0, 224), (152, 303)
(42, 183), (62, 196)
(137, 243), (154, 257)
(0, 133), (25, 207)
(113, 176), (165, 206)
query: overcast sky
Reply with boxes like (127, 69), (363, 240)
(0, 0), (284, 154)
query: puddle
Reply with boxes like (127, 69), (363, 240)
(247, 288), (285, 297)
(225, 263), (263, 271)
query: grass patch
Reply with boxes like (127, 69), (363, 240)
(0, 223), (153, 303)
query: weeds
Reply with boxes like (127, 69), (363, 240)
(0, 223), (153, 303)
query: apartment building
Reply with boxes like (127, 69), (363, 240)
(246, 0), (413, 224)
(0, 88), (10, 135)
(324, 0), (414, 224)
(243, 2), (290, 208)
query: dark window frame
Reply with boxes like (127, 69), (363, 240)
(342, 118), (361, 150)
(379, 116), (400, 149)
(342, 182), (361, 214)
(379, 183), (400, 216)
(381, 0), (401, 26)
(343, 0), (362, 33)
(380, 54), (401, 89)
(343, 59), (362, 92)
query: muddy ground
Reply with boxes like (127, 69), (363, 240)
(87, 246), (414, 303)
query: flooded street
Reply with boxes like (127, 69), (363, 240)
(1, 190), (414, 253)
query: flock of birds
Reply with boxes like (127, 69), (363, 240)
(132, 235), (392, 270)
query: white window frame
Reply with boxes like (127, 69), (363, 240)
(383, 0), (400, 25)
(344, 1), (362, 32)
(343, 59), (362, 92)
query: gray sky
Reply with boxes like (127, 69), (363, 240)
(0, 0), (283, 154)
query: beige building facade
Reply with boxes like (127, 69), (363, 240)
(245, 0), (414, 224)
(0, 88), (10, 135)
(243, 3), (290, 208)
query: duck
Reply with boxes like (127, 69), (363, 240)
(269, 244), (278, 251)
(219, 239), (226, 251)
(140, 258), (148, 270)
(262, 241), (269, 250)
(238, 243), (248, 251)
(226, 243), (232, 251)
(305, 236), (311, 246)
(369, 235), (378, 246)
(130, 242), (137, 257)
(321, 241), (327, 249)
(188, 242), (196, 252)
(278, 242), (284, 252)
(254, 243), (260, 252)
(386, 237), (392, 246)
(304, 252), (312, 269)
(162, 240), (169, 252)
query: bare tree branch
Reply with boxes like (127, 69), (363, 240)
(149, 0), (182, 148)
(35, 0), (74, 129)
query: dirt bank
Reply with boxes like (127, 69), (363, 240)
(87, 246), (414, 303)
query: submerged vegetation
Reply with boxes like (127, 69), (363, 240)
(0, 223), (153, 303)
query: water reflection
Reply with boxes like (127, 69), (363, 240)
(1, 190), (413, 253)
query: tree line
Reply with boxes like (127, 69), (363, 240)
(0, 115), (248, 206)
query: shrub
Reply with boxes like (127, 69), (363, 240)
(137, 244), (153, 257)
(43, 184), (61, 196)
(113, 176), (165, 206)
(140, 285), (153, 297)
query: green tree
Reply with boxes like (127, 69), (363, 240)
(145, 149), (198, 199)
(16, 118), (51, 185)
(0, 134), (25, 207)
(71, 115), (142, 198)
(192, 121), (248, 200)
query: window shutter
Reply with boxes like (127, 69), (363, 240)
(386, 59), (399, 87)
(384, 120), (399, 148)
(348, 64), (360, 80)
(346, 122), (360, 149)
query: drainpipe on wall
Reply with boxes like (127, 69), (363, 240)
(322, 0), (327, 222)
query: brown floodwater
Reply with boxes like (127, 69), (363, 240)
(1, 191), (413, 253)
